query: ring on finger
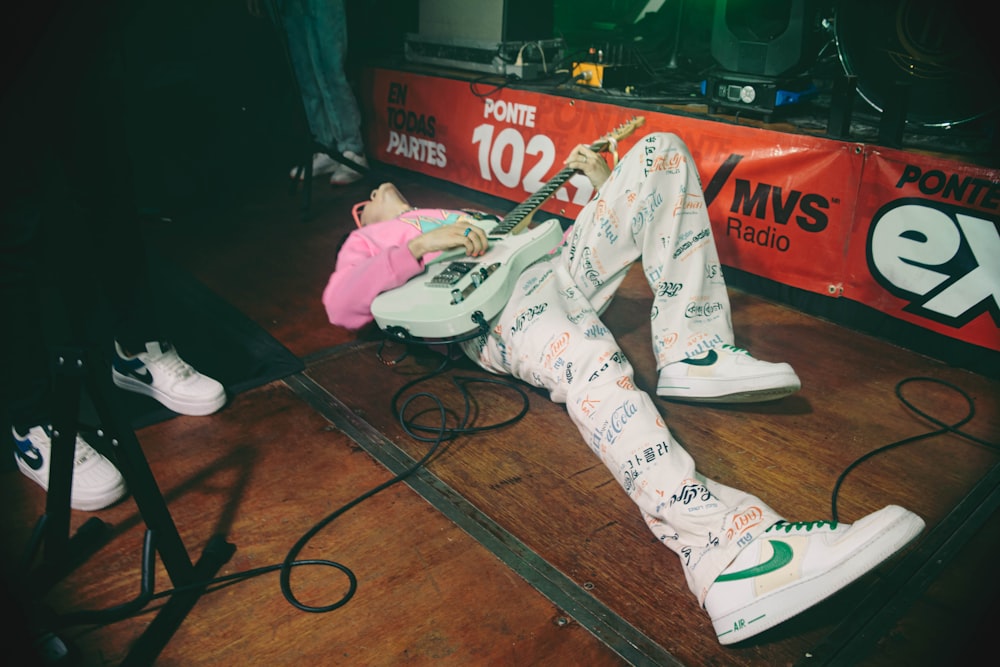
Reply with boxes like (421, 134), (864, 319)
(463, 227), (472, 237)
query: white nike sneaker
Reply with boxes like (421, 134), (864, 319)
(289, 152), (338, 180)
(112, 341), (226, 416)
(12, 425), (127, 511)
(657, 344), (801, 402)
(704, 505), (925, 645)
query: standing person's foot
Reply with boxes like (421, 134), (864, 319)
(289, 152), (339, 180)
(657, 344), (801, 402)
(704, 505), (925, 645)
(112, 341), (226, 416)
(329, 150), (368, 186)
(12, 425), (127, 511)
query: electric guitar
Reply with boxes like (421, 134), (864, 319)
(371, 116), (646, 340)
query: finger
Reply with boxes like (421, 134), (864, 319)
(463, 235), (478, 256)
(459, 226), (478, 254)
(471, 230), (485, 255)
(467, 227), (488, 255)
(564, 144), (585, 165)
(573, 148), (598, 171)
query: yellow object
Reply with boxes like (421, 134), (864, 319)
(572, 62), (604, 88)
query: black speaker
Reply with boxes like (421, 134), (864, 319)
(710, 0), (816, 77)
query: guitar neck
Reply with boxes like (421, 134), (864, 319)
(487, 117), (643, 238)
(493, 166), (578, 236)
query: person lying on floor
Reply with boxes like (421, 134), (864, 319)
(320, 131), (924, 645)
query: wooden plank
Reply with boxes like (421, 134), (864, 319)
(306, 265), (1000, 666)
(0, 385), (627, 666)
(5, 159), (992, 666)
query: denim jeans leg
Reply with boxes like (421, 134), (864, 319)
(282, 0), (363, 155)
(282, 11), (334, 151)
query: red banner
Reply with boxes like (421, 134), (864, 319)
(360, 68), (999, 352)
(848, 147), (1000, 351)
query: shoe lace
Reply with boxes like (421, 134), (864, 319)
(40, 425), (101, 466)
(74, 440), (101, 466)
(150, 350), (195, 379)
(767, 519), (839, 533)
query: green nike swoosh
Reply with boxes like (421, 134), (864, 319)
(681, 349), (718, 367)
(715, 540), (793, 582)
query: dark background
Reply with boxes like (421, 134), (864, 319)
(4, 1), (997, 218)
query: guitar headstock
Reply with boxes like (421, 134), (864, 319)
(609, 116), (646, 142)
(591, 116), (646, 152)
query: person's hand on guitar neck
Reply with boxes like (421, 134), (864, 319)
(409, 138), (612, 261)
(408, 219), (489, 260)
(565, 143), (612, 190)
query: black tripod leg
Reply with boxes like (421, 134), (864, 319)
(25, 348), (111, 592)
(45, 351), (80, 554)
(16, 345), (235, 662)
(79, 347), (235, 664)
(119, 533), (235, 666)
(20, 342), (235, 663)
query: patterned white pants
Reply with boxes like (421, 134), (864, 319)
(462, 133), (784, 603)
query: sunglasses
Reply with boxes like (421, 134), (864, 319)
(352, 201), (366, 228)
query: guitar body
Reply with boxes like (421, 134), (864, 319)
(371, 218), (564, 339)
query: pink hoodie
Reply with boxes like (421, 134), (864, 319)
(322, 208), (468, 329)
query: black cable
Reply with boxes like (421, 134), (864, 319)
(50, 530), (157, 628)
(50, 373), (993, 629)
(830, 376), (999, 521)
(380, 313), (491, 349)
(272, 348), (530, 613)
(50, 342), (531, 627)
(276, 412), (445, 613)
(469, 76), (511, 98)
(390, 366), (531, 444)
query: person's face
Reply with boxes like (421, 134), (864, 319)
(354, 183), (412, 227)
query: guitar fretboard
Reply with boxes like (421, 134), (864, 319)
(492, 166), (578, 236)
(483, 117), (642, 238)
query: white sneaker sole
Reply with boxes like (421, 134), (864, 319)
(69, 477), (128, 512)
(113, 370), (226, 416)
(710, 505), (925, 645)
(657, 373), (802, 403)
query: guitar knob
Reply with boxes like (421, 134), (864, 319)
(470, 272), (482, 286)
(451, 288), (463, 304)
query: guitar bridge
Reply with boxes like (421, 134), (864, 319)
(427, 261), (502, 304)
(428, 261), (476, 287)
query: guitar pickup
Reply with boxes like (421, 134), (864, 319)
(428, 261), (476, 287)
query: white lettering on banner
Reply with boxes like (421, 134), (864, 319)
(490, 127), (524, 189)
(386, 130), (447, 168)
(869, 199), (1000, 327)
(384, 80), (445, 167)
(471, 123), (595, 204)
(924, 215), (1000, 317)
(482, 99), (537, 127)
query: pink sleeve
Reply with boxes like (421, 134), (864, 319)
(322, 234), (424, 330)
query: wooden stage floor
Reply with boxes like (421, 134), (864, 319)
(1, 166), (998, 666)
